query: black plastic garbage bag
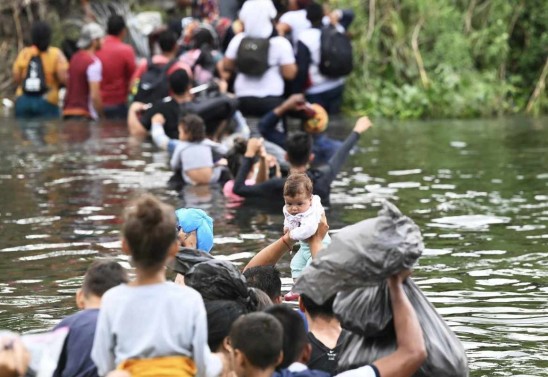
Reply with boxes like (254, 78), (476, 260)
(294, 201), (423, 304)
(185, 259), (258, 312)
(294, 201), (468, 377)
(169, 247), (214, 276)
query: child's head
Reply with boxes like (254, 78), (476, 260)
(178, 114), (206, 142)
(228, 312), (283, 375)
(283, 173), (313, 215)
(264, 304), (310, 368)
(77, 260), (128, 308)
(122, 194), (178, 270)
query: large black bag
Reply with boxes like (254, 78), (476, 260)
(133, 58), (177, 103)
(236, 37), (270, 76)
(294, 201), (468, 377)
(319, 25), (353, 78)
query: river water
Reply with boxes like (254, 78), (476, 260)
(0, 114), (546, 376)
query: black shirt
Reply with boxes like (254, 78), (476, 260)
(140, 97), (180, 139)
(233, 131), (361, 206)
(307, 330), (349, 375)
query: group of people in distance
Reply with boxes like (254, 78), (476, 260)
(4, 1), (430, 376)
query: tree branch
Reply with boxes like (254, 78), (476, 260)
(526, 57), (548, 114)
(411, 18), (429, 89)
(366, 0), (376, 42)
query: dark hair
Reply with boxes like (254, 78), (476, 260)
(300, 294), (335, 318)
(226, 137), (248, 177)
(179, 114), (206, 142)
(31, 21), (52, 52)
(283, 173), (313, 197)
(205, 300), (246, 351)
(192, 27), (215, 49)
(169, 69), (190, 95)
(82, 260), (128, 297)
(158, 30), (178, 53)
(306, 2), (324, 26)
(250, 288), (273, 310)
(243, 266), (281, 302)
(229, 312), (283, 369)
(286, 132), (313, 166)
(122, 194), (177, 269)
(107, 15), (126, 36)
(264, 305), (308, 368)
(185, 259), (259, 312)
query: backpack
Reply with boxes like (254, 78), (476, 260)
(236, 37), (270, 76)
(23, 55), (48, 96)
(319, 25), (353, 78)
(180, 47), (217, 85)
(133, 58), (178, 103)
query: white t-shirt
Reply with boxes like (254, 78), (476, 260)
(298, 28), (345, 94)
(287, 362), (378, 377)
(239, 0), (277, 38)
(91, 282), (221, 377)
(86, 57), (102, 119)
(279, 9), (311, 47)
(225, 33), (296, 98)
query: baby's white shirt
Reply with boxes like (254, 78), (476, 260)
(283, 195), (324, 241)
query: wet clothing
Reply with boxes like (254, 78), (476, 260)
(141, 97), (181, 139)
(233, 131), (361, 206)
(96, 35), (136, 110)
(53, 309), (99, 377)
(307, 331), (348, 375)
(91, 282), (221, 377)
(63, 50), (102, 119)
(170, 138), (228, 185)
(12, 45), (67, 118)
(290, 234), (331, 278)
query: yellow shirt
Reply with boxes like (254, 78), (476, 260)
(12, 46), (68, 106)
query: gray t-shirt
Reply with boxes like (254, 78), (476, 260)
(91, 282), (221, 377)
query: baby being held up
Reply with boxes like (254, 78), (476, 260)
(283, 173), (331, 283)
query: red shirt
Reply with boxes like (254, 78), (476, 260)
(96, 35), (137, 106)
(63, 50), (98, 118)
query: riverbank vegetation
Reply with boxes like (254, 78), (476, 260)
(337, 0), (547, 118)
(1, 0), (546, 119)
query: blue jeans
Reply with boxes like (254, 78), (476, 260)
(15, 95), (60, 119)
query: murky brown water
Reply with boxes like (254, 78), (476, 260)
(0, 114), (547, 376)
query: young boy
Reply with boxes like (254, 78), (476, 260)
(53, 260), (128, 377)
(228, 312), (284, 377)
(151, 113), (228, 185)
(283, 173), (331, 300)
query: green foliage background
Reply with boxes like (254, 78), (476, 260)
(332, 0), (548, 119)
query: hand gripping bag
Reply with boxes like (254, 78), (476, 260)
(294, 201), (468, 377)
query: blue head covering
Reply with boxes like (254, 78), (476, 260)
(175, 208), (214, 253)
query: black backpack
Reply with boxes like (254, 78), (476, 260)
(236, 37), (270, 76)
(23, 55), (48, 96)
(319, 25), (353, 78)
(133, 58), (178, 103)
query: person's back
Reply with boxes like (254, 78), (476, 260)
(64, 51), (95, 117)
(96, 15), (136, 118)
(12, 21), (68, 118)
(91, 194), (221, 377)
(53, 260), (128, 377)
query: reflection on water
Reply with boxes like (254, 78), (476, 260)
(1, 115), (547, 375)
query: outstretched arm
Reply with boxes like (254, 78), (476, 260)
(372, 271), (427, 377)
(244, 233), (296, 271)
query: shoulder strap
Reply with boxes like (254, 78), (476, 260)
(162, 58), (179, 74)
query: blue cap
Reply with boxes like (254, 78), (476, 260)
(175, 208), (214, 253)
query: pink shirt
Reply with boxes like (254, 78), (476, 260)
(131, 55), (192, 84)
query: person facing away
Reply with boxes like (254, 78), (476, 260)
(12, 21), (68, 119)
(298, 295), (346, 375)
(96, 15), (137, 119)
(53, 260), (128, 377)
(283, 173), (331, 280)
(63, 22), (105, 120)
(151, 113), (228, 185)
(243, 265), (283, 304)
(91, 194), (222, 377)
(227, 312), (285, 377)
